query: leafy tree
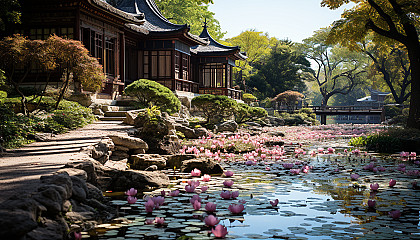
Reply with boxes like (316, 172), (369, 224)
(124, 79), (181, 113)
(0, 34), (55, 115)
(362, 42), (411, 104)
(248, 41), (312, 98)
(321, 0), (420, 129)
(234, 103), (267, 124)
(225, 30), (278, 89)
(45, 35), (104, 109)
(302, 28), (369, 107)
(273, 90), (305, 112)
(191, 94), (237, 124)
(155, 0), (224, 40)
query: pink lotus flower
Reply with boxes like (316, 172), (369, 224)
(191, 168), (201, 177)
(187, 180), (200, 187)
(125, 188), (137, 196)
(318, 147), (325, 153)
(205, 202), (217, 212)
(223, 180), (234, 187)
(201, 185), (209, 192)
(389, 179), (397, 187)
(283, 163), (294, 169)
(127, 196), (137, 204)
(327, 147), (335, 153)
(204, 215), (219, 227)
(228, 203), (245, 214)
(245, 160), (255, 166)
(185, 185), (196, 193)
(193, 200), (201, 210)
(389, 210), (401, 219)
(212, 225), (228, 238)
(290, 169), (300, 175)
(145, 219), (154, 225)
(220, 190), (232, 199)
(190, 195), (202, 204)
(155, 217), (165, 225)
(224, 170), (234, 177)
(231, 191), (239, 199)
(152, 196), (165, 208)
(145, 199), (154, 213)
(400, 151), (409, 158)
(170, 190), (180, 197)
(367, 199), (376, 208)
(350, 174), (360, 180)
(370, 183), (379, 191)
(270, 199), (279, 207)
(202, 174), (211, 182)
(74, 232), (82, 240)
(160, 190), (166, 196)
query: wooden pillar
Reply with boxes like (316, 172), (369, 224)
(120, 33), (125, 88)
(320, 114), (327, 125)
(381, 108), (386, 123)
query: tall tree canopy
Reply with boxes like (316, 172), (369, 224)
(321, 0), (420, 128)
(0, 0), (20, 32)
(155, 0), (224, 40)
(248, 41), (312, 99)
(225, 30), (277, 86)
(302, 28), (369, 107)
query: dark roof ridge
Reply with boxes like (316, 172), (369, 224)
(91, 0), (144, 23)
(199, 24), (239, 50)
(145, 0), (188, 29)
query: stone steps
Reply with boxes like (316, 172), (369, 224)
(99, 116), (126, 121)
(104, 111), (127, 117)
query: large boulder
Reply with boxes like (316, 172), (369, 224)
(215, 120), (238, 133)
(109, 135), (148, 151)
(180, 157), (224, 174)
(194, 127), (210, 138)
(108, 170), (170, 191)
(67, 93), (94, 107)
(81, 138), (115, 164)
(130, 154), (167, 170)
(166, 154), (196, 168)
(266, 115), (285, 126)
(124, 109), (145, 125)
(175, 124), (196, 139)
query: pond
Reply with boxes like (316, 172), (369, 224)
(85, 125), (420, 239)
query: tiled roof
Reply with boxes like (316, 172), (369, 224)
(92, 0), (144, 23)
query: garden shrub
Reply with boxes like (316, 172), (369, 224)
(242, 93), (257, 104)
(0, 90), (6, 102)
(191, 94), (237, 124)
(124, 79), (181, 113)
(276, 108), (317, 126)
(52, 100), (95, 129)
(350, 128), (420, 153)
(234, 103), (268, 124)
(0, 104), (36, 148)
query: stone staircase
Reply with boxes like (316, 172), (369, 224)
(97, 100), (135, 122)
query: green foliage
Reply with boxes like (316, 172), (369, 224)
(242, 93), (257, 104)
(0, 0), (21, 32)
(248, 41), (312, 98)
(0, 90), (6, 101)
(234, 103), (267, 124)
(155, 0), (224, 40)
(0, 104), (35, 148)
(51, 101), (95, 129)
(191, 94), (237, 124)
(276, 109), (317, 126)
(384, 105), (402, 118)
(125, 79), (181, 113)
(350, 128), (420, 153)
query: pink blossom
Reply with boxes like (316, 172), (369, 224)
(350, 174), (360, 180)
(204, 215), (219, 227)
(212, 225), (228, 238)
(155, 217), (165, 225)
(370, 183), (379, 191)
(125, 188), (137, 196)
(201, 185), (209, 192)
(318, 147), (325, 153)
(231, 191), (239, 199)
(185, 185), (196, 193)
(74, 232), (82, 240)
(170, 190), (180, 197)
(205, 202), (217, 212)
(389, 210), (401, 219)
(127, 196), (137, 204)
(228, 204), (245, 214)
(265, 166), (271, 171)
(145, 219), (154, 225)
(145, 199), (154, 212)
(152, 196), (165, 208)
(193, 200), (201, 210)
(220, 190), (232, 199)
(270, 199), (279, 207)
(290, 169), (300, 175)
(327, 147), (335, 153)
(190, 195), (202, 204)
(187, 180), (200, 187)
(223, 180), (234, 188)
(367, 200), (376, 208)
(202, 174), (211, 182)
(389, 179), (397, 187)
(191, 168), (201, 177)
(283, 163), (294, 169)
(160, 190), (166, 196)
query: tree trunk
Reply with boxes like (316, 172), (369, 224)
(55, 71), (70, 109)
(406, 45), (420, 129)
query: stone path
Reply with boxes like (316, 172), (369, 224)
(0, 121), (134, 203)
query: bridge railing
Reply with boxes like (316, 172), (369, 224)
(309, 106), (383, 112)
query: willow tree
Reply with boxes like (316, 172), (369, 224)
(321, 0), (420, 128)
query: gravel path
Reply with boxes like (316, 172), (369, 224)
(0, 121), (134, 203)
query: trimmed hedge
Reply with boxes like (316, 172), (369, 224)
(192, 94), (237, 124)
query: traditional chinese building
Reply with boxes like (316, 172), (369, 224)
(9, 0), (245, 100)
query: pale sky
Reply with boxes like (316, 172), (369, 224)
(208, 0), (354, 42)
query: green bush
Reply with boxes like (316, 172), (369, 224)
(52, 101), (95, 129)
(0, 104), (36, 148)
(384, 105), (402, 118)
(350, 128), (420, 153)
(234, 103), (268, 124)
(124, 79), (181, 113)
(0, 90), (6, 102)
(277, 109), (317, 126)
(242, 93), (257, 104)
(191, 94), (237, 124)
